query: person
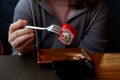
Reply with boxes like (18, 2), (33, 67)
(8, 0), (108, 55)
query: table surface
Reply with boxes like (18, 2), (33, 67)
(0, 48), (120, 80)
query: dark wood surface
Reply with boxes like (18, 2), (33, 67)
(39, 48), (120, 80)
(0, 48), (120, 80)
(0, 55), (60, 80)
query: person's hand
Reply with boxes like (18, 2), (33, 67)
(8, 20), (35, 54)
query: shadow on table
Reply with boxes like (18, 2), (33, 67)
(52, 59), (98, 80)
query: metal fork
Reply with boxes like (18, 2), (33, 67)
(25, 25), (60, 34)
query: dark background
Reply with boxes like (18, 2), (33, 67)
(105, 0), (120, 52)
(0, 0), (19, 54)
(0, 0), (120, 54)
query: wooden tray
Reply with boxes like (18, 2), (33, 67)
(37, 48), (91, 63)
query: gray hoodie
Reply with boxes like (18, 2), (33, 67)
(13, 0), (108, 53)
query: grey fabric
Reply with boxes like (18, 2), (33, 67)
(13, 0), (108, 53)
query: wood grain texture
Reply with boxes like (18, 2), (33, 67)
(38, 48), (120, 80)
(0, 48), (119, 80)
(90, 53), (120, 80)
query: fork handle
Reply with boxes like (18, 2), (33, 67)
(25, 26), (47, 30)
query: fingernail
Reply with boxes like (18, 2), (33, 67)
(30, 33), (35, 37)
(31, 29), (35, 32)
(22, 20), (27, 25)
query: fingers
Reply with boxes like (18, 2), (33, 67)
(11, 32), (35, 49)
(8, 19), (35, 53)
(15, 38), (35, 53)
(9, 20), (27, 34)
(9, 28), (34, 43)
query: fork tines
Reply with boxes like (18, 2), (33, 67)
(50, 25), (61, 34)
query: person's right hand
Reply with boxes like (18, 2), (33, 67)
(8, 20), (35, 54)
